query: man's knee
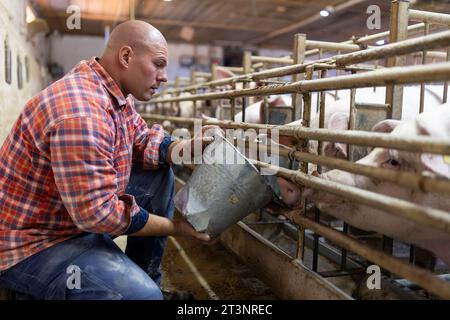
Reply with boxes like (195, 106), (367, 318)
(62, 269), (163, 300)
(65, 235), (164, 300)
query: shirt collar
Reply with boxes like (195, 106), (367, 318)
(88, 57), (128, 109)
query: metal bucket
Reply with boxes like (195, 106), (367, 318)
(174, 134), (280, 237)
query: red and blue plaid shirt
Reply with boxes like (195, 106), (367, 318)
(0, 57), (165, 271)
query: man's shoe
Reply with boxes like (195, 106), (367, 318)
(161, 289), (195, 300)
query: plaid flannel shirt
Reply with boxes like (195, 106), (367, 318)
(0, 57), (166, 271)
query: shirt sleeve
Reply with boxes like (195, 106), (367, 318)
(124, 206), (150, 235)
(132, 111), (166, 169)
(49, 115), (139, 235)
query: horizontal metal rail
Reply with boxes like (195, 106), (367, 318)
(247, 144), (450, 197)
(251, 55), (293, 65)
(142, 114), (450, 155)
(303, 24), (427, 57)
(409, 9), (450, 26)
(151, 31), (450, 97)
(291, 150), (450, 197)
(413, 51), (448, 60)
(295, 215), (450, 299)
(148, 62), (450, 104)
(251, 160), (450, 235)
(306, 40), (363, 52)
(334, 31), (450, 66)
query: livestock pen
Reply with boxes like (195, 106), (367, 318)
(139, 1), (450, 300)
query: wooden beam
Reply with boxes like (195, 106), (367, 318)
(39, 10), (273, 32)
(247, 0), (368, 45)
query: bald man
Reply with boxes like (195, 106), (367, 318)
(0, 20), (216, 300)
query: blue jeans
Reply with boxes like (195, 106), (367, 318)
(0, 165), (175, 300)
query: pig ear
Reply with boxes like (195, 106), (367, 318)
(420, 153), (450, 178)
(328, 112), (349, 131)
(268, 96), (284, 107)
(371, 119), (401, 133)
(268, 95), (291, 107)
(214, 66), (235, 80)
(417, 118), (450, 178)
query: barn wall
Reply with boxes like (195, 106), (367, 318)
(0, 0), (50, 145)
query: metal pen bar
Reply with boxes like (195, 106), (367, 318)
(251, 160), (450, 234)
(142, 114), (450, 155)
(150, 31), (450, 98)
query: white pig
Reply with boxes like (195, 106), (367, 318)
(304, 107), (450, 265)
(273, 85), (446, 207)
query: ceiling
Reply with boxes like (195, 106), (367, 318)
(31, 0), (450, 49)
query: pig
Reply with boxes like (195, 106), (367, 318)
(304, 107), (450, 265)
(266, 85), (447, 209)
(222, 85), (446, 207)
(233, 94), (292, 123)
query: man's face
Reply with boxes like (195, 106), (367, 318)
(125, 42), (168, 101)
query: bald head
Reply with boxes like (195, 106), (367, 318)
(104, 20), (167, 54)
(99, 20), (168, 101)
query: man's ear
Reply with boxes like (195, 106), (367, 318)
(119, 46), (132, 68)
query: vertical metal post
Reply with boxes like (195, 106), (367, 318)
(292, 34), (306, 121)
(348, 70), (358, 161)
(210, 63), (219, 118)
(317, 69), (327, 173)
(409, 245), (415, 264)
(340, 223), (349, 270)
(336, 50), (341, 99)
(190, 69), (196, 85)
(382, 236), (394, 276)
(419, 23), (429, 113)
(316, 49), (323, 113)
(174, 76), (181, 117)
(296, 65), (313, 262)
(444, 27), (450, 104)
(263, 97), (269, 124)
(230, 82), (236, 120)
(190, 71), (198, 118)
(385, 0), (409, 120)
(242, 51), (253, 122)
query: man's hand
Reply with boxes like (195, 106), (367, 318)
(173, 220), (212, 243)
(167, 125), (224, 164)
(129, 213), (214, 244)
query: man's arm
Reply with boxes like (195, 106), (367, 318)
(128, 212), (210, 242)
(132, 111), (221, 167)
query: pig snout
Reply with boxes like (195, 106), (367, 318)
(277, 177), (301, 206)
(304, 170), (345, 202)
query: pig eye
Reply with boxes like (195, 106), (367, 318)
(389, 159), (400, 166)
